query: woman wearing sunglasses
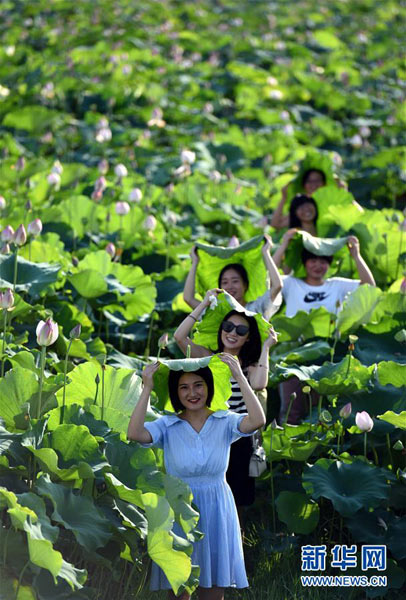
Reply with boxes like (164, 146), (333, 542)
(174, 289), (277, 515)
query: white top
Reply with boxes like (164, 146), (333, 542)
(282, 276), (360, 318)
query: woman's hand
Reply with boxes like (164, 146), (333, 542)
(347, 235), (360, 259)
(262, 233), (273, 255)
(263, 326), (279, 349)
(190, 245), (199, 265)
(219, 352), (245, 381)
(202, 288), (222, 307)
(142, 362), (160, 389)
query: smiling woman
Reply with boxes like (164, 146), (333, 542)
(127, 358), (266, 600)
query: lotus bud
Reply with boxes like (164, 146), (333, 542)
(394, 329), (406, 343)
(91, 189), (103, 201)
(129, 187), (142, 202)
(13, 224), (27, 246)
(36, 318), (59, 346)
(47, 172), (61, 187)
(166, 211), (177, 226)
(115, 201), (130, 216)
(16, 156), (26, 171)
(302, 386), (311, 394)
(104, 243), (115, 259)
(355, 411), (374, 432)
(158, 333), (169, 349)
(51, 160), (63, 175)
(0, 288), (14, 309)
(208, 294), (218, 310)
(95, 127), (112, 143)
(290, 392), (297, 401)
(359, 126), (371, 138)
(180, 149), (196, 165)
(227, 235), (240, 248)
(209, 170), (222, 183)
(1, 225), (15, 242)
(98, 159), (109, 174)
(0, 196), (6, 210)
(95, 176), (107, 191)
(25, 199), (32, 211)
(71, 256), (79, 267)
(400, 278), (406, 295)
(114, 163), (128, 178)
(349, 134), (362, 148)
(95, 373), (100, 385)
(144, 215), (157, 231)
(339, 402), (352, 419)
(393, 440), (404, 451)
(69, 323), (81, 339)
(1, 243), (10, 254)
(27, 218), (43, 237)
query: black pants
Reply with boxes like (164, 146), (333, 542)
(226, 436), (255, 507)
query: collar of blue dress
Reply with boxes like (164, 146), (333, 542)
(165, 410), (229, 427)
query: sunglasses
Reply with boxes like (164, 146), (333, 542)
(221, 320), (249, 336)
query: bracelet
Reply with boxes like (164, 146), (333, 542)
(188, 314), (197, 322)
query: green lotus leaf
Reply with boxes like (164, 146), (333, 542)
(44, 425), (100, 464)
(365, 292), (405, 334)
(36, 474), (112, 553)
(164, 474), (200, 536)
(142, 491), (192, 595)
(104, 472), (144, 508)
(0, 255), (60, 297)
(0, 368), (39, 430)
(0, 571), (36, 600)
(276, 491), (319, 534)
(48, 195), (102, 238)
(2, 106), (63, 132)
(336, 285), (384, 334)
(104, 435), (154, 488)
(55, 362), (142, 426)
(47, 404), (111, 437)
(302, 460), (390, 517)
(192, 291), (270, 350)
(113, 497), (148, 538)
(17, 492), (59, 543)
(262, 426), (320, 462)
(377, 362), (406, 388)
(284, 231), (348, 276)
(378, 411), (406, 430)
(69, 269), (108, 298)
(153, 354), (231, 412)
(195, 235), (266, 302)
(271, 340), (331, 365)
(313, 186), (362, 234)
(27, 447), (91, 481)
(272, 307), (332, 342)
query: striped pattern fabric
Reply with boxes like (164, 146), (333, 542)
(227, 376), (247, 414)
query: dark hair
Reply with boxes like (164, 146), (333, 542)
(302, 169), (326, 187)
(301, 248), (333, 265)
(217, 310), (261, 370)
(289, 194), (318, 228)
(168, 368), (214, 412)
(218, 263), (249, 290)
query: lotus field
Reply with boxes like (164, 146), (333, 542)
(0, 0), (405, 598)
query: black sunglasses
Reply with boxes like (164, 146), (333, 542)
(221, 321), (249, 336)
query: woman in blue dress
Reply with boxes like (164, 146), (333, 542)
(127, 354), (266, 600)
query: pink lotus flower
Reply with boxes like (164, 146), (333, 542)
(339, 402), (352, 419)
(69, 324), (81, 339)
(0, 288), (14, 309)
(144, 215), (157, 231)
(1, 225), (14, 242)
(27, 218), (43, 237)
(98, 159), (109, 174)
(180, 149), (196, 165)
(1, 243), (10, 254)
(158, 333), (169, 348)
(355, 411), (374, 432)
(95, 176), (107, 192)
(114, 164), (128, 178)
(95, 127), (112, 143)
(51, 160), (63, 175)
(47, 172), (61, 187)
(14, 224), (27, 246)
(105, 242), (116, 258)
(36, 318), (59, 346)
(227, 235), (239, 248)
(129, 188), (142, 202)
(0, 196), (6, 210)
(115, 201), (130, 216)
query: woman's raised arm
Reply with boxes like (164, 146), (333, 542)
(183, 246), (201, 309)
(248, 326), (278, 390)
(174, 288), (222, 357)
(127, 362), (160, 443)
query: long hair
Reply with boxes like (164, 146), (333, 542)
(218, 263), (249, 290)
(168, 367), (214, 412)
(301, 169), (326, 187)
(289, 194), (318, 229)
(217, 310), (261, 370)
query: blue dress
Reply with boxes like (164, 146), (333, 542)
(143, 410), (251, 589)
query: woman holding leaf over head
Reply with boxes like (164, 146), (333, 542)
(183, 234), (283, 321)
(128, 355), (266, 600)
(174, 290), (278, 515)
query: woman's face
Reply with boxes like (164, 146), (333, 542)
(303, 170), (325, 196)
(219, 268), (247, 303)
(295, 201), (317, 223)
(304, 257), (330, 281)
(177, 373), (208, 411)
(220, 314), (250, 353)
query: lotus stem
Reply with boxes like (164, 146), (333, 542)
(371, 442), (379, 466)
(144, 311), (155, 359)
(101, 363), (106, 421)
(284, 393), (295, 425)
(363, 432), (367, 459)
(165, 229), (170, 271)
(395, 229), (404, 280)
(269, 429), (276, 532)
(317, 395), (322, 418)
(336, 419), (343, 455)
(15, 560), (30, 600)
(386, 433), (393, 470)
(330, 329), (340, 363)
(37, 346), (47, 419)
(1, 310), (7, 377)
(60, 338), (73, 424)
(12, 247), (18, 292)
(186, 343), (191, 359)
